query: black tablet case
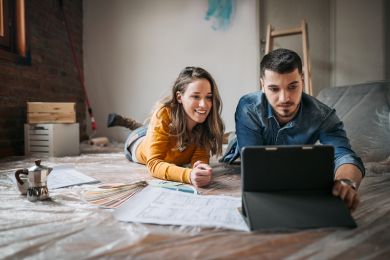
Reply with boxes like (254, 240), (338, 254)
(241, 145), (357, 231)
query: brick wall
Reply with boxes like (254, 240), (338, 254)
(0, 0), (86, 157)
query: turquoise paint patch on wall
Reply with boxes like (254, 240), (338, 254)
(205, 0), (235, 30)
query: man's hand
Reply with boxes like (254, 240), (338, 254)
(333, 164), (363, 211)
(332, 180), (359, 211)
(190, 161), (212, 188)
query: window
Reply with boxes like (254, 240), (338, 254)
(0, 0), (29, 64)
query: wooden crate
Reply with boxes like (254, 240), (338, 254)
(27, 102), (76, 123)
(24, 123), (80, 157)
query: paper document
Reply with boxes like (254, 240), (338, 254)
(147, 180), (198, 194)
(48, 165), (100, 189)
(113, 186), (249, 231)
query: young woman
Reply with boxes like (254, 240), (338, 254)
(108, 67), (225, 187)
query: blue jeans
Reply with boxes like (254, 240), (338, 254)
(124, 126), (148, 162)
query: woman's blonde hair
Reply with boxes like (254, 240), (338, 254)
(159, 67), (225, 156)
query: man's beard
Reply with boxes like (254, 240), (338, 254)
(274, 103), (300, 122)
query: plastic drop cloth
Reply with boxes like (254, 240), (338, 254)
(1, 151), (390, 259)
(1, 80), (390, 258)
(317, 81), (390, 174)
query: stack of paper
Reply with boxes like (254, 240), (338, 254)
(113, 186), (249, 231)
(83, 181), (148, 208)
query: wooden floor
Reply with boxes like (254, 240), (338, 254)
(1, 148), (389, 259)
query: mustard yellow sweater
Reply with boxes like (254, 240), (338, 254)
(136, 107), (210, 184)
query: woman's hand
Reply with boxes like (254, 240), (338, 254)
(190, 161), (212, 188)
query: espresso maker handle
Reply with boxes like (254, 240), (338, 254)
(15, 169), (29, 185)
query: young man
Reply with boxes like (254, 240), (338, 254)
(221, 48), (364, 211)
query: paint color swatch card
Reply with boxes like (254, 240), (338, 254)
(83, 180), (198, 209)
(83, 181), (148, 209)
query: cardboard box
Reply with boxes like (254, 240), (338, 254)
(27, 102), (76, 123)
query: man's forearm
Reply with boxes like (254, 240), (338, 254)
(334, 163), (363, 189)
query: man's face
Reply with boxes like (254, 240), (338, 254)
(261, 68), (304, 125)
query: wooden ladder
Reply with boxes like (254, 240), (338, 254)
(265, 20), (313, 95)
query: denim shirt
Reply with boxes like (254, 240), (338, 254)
(221, 91), (365, 176)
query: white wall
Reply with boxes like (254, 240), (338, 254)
(259, 0), (331, 96)
(83, 0), (260, 141)
(260, 0), (386, 94)
(331, 0), (385, 86)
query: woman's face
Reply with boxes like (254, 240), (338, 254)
(176, 78), (212, 131)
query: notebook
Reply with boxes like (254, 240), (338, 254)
(240, 145), (357, 231)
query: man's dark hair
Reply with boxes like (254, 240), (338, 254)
(260, 48), (302, 78)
